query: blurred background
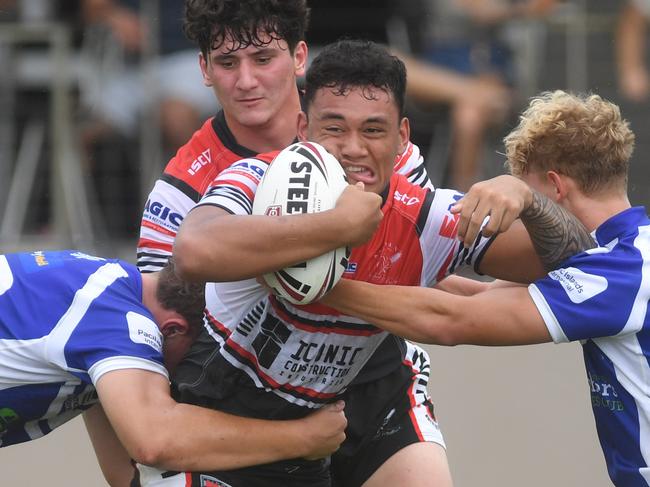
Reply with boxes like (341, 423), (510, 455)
(1, 0), (648, 485)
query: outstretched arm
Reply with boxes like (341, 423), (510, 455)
(322, 278), (551, 346)
(95, 369), (347, 472)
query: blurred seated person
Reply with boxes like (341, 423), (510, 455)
(79, 0), (219, 237)
(421, 0), (557, 190)
(616, 0), (650, 102)
(81, 0), (218, 153)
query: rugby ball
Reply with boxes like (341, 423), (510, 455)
(252, 141), (350, 305)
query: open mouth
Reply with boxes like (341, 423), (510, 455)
(344, 165), (375, 185)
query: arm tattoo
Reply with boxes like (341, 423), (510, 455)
(521, 191), (596, 271)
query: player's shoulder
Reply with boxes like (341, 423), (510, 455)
(162, 117), (250, 193)
(388, 174), (432, 216)
(218, 152), (274, 179)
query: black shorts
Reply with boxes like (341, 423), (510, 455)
(331, 342), (445, 487)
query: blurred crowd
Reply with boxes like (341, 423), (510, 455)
(0, 0), (649, 254)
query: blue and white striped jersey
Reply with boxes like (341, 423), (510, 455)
(529, 206), (650, 486)
(0, 250), (168, 447)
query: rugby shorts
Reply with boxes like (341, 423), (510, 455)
(331, 344), (445, 487)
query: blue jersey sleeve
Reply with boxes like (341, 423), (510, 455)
(528, 246), (644, 342)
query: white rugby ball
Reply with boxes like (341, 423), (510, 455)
(252, 141), (350, 305)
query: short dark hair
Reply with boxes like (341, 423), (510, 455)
(303, 39), (407, 117)
(184, 0), (309, 58)
(156, 259), (205, 335)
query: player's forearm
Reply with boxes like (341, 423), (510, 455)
(520, 191), (595, 271)
(323, 280), (551, 346)
(174, 207), (352, 282)
(131, 404), (314, 471)
(435, 275), (490, 296)
(323, 279), (462, 344)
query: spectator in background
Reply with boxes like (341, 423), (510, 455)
(421, 0), (557, 190)
(78, 0), (219, 238)
(616, 0), (650, 101)
(81, 0), (217, 153)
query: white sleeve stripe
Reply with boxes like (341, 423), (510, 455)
(89, 356), (169, 384)
(528, 284), (569, 343)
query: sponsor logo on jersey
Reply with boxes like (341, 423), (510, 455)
(62, 386), (98, 412)
(252, 318), (291, 368)
(249, 316), (363, 387)
(345, 262), (358, 273)
(439, 195), (463, 238)
(438, 214), (459, 238)
(32, 250), (49, 267)
(143, 200), (184, 228)
(200, 474), (233, 487)
(548, 267), (608, 303)
(71, 252), (106, 262)
(281, 340), (362, 387)
(588, 372), (624, 412)
(393, 190), (420, 206)
(127, 312), (163, 352)
(187, 148), (211, 176)
(229, 160), (265, 179)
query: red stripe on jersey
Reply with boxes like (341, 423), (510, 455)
(270, 300), (383, 337)
(141, 220), (176, 237)
(226, 340), (338, 400)
(185, 472), (192, 487)
(215, 177), (256, 201)
(137, 238), (172, 252)
(226, 168), (263, 186)
(205, 309), (232, 338)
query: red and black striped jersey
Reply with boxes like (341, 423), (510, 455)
(192, 156), (493, 409)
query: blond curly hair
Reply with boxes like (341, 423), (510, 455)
(504, 90), (635, 194)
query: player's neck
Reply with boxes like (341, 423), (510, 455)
(226, 94), (301, 153)
(567, 192), (631, 233)
(140, 273), (159, 310)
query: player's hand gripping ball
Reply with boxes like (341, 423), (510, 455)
(252, 141), (350, 304)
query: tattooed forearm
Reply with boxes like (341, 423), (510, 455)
(520, 191), (596, 271)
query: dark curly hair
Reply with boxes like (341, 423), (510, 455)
(304, 39), (407, 118)
(184, 0), (309, 57)
(156, 259), (206, 336)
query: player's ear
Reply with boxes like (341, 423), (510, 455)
(297, 111), (309, 141)
(546, 170), (567, 202)
(398, 117), (410, 154)
(160, 317), (190, 338)
(199, 52), (212, 87)
(293, 41), (308, 77)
